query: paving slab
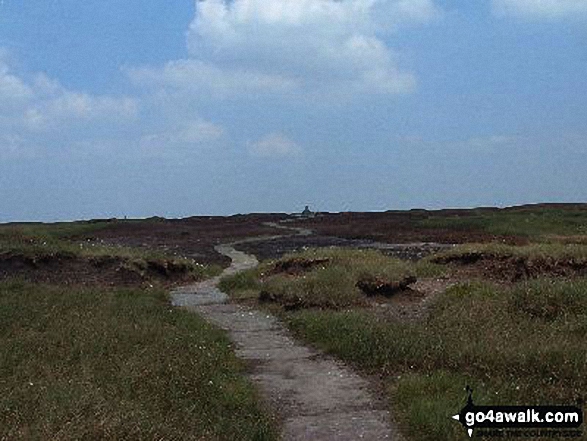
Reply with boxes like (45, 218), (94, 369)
(171, 231), (402, 440)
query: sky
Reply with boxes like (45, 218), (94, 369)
(0, 0), (586, 221)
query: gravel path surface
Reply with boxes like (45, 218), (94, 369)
(171, 230), (402, 440)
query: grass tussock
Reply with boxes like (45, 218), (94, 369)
(417, 207), (587, 239)
(0, 221), (113, 242)
(217, 270), (264, 301)
(221, 247), (444, 309)
(0, 231), (194, 263)
(0, 222), (221, 284)
(433, 242), (587, 261)
(431, 243), (587, 282)
(220, 243), (587, 439)
(283, 278), (587, 440)
(260, 265), (363, 309)
(218, 269), (263, 294)
(0, 280), (277, 440)
(509, 278), (587, 321)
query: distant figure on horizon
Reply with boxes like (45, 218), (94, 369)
(301, 205), (314, 218)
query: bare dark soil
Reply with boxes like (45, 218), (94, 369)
(235, 234), (452, 261)
(288, 210), (528, 244)
(2, 212), (448, 288)
(0, 252), (199, 287)
(55, 204), (587, 268)
(4, 204), (587, 287)
(433, 252), (587, 282)
(235, 235), (355, 261)
(89, 214), (287, 267)
(357, 275), (418, 297)
(64, 213), (463, 275)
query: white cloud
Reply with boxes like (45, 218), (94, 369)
(0, 50), (149, 160)
(248, 133), (302, 157)
(2, 1), (443, 162)
(130, 0), (441, 99)
(127, 59), (298, 98)
(0, 68), (32, 103)
(494, 0), (587, 18)
(24, 92), (138, 131)
(0, 53), (139, 136)
(139, 119), (225, 154)
(174, 119), (225, 143)
(0, 58), (33, 112)
(0, 50), (232, 161)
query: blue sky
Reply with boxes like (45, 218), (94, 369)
(1, 0), (586, 221)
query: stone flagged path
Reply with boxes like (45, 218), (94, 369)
(171, 239), (402, 440)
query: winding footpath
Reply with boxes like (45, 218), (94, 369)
(171, 227), (402, 440)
